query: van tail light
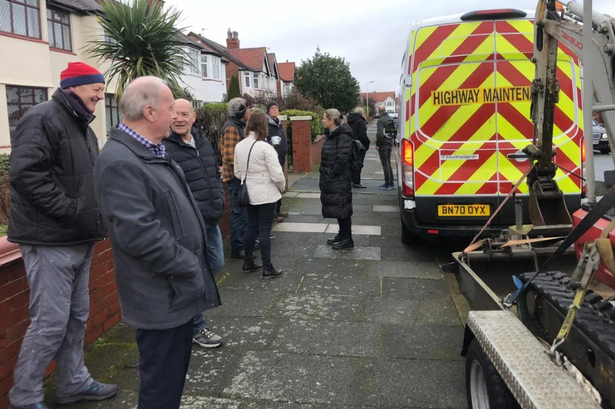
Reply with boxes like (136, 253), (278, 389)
(402, 139), (415, 197)
(581, 138), (586, 162)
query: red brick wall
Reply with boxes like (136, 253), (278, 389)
(0, 240), (120, 408)
(226, 63), (240, 92)
(290, 119), (324, 173)
(218, 187), (232, 239)
(290, 120), (313, 173)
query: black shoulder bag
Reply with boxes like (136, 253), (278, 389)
(236, 141), (257, 207)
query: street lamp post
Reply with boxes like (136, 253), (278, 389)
(366, 80), (374, 116)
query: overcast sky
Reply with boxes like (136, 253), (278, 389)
(164, 0), (615, 95)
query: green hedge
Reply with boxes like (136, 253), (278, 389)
(280, 109), (324, 142)
(195, 103), (228, 165)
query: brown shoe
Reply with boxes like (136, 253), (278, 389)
(278, 212), (289, 217)
(275, 216), (285, 222)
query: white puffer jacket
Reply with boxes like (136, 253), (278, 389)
(234, 133), (286, 205)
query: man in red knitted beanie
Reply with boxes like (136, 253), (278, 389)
(7, 61), (117, 409)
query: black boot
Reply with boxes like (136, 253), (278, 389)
(332, 237), (354, 250)
(243, 258), (262, 273)
(263, 263), (284, 279)
(326, 232), (342, 245)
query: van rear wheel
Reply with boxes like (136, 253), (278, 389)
(401, 217), (422, 245)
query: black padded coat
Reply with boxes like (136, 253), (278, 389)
(319, 124), (354, 219)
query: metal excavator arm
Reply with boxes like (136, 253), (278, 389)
(528, 0), (615, 224)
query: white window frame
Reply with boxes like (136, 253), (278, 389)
(213, 57), (221, 80)
(201, 55), (208, 78)
(253, 73), (259, 89)
(244, 72), (251, 88)
(185, 47), (200, 75)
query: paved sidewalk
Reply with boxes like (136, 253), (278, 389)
(46, 121), (467, 409)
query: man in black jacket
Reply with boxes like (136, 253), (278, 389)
(8, 62), (118, 409)
(163, 99), (224, 349)
(266, 101), (288, 222)
(94, 77), (220, 409)
(347, 107), (370, 188)
(375, 104), (396, 190)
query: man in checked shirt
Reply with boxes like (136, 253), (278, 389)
(221, 98), (252, 259)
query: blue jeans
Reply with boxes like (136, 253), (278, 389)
(227, 178), (248, 254)
(193, 225), (225, 333)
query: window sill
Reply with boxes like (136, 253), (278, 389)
(0, 31), (47, 44)
(202, 78), (222, 82)
(50, 47), (76, 55)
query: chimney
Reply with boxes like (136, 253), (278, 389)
(227, 29), (240, 49)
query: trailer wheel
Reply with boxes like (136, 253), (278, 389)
(401, 217), (422, 245)
(466, 339), (520, 409)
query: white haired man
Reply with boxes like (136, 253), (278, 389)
(93, 77), (221, 409)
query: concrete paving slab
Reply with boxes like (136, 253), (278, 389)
(293, 258), (368, 276)
(272, 320), (381, 357)
(275, 215), (326, 224)
(381, 324), (464, 360)
(273, 222), (328, 233)
(206, 290), (278, 318)
(382, 277), (450, 300)
(181, 396), (241, 409)
(217, 268), (303, 293)
(306, 232), (371, 247)
(373, 205), (399, 212)
(283, 192), (299, 197)
(184, 349), (245, 397)
(297, 193), (321, 199)
(415, 298), (462, 326)
(299, 269), (381, 297)
(367, 261), (443, 279)
(379, 246), (439, 262)
(223, 352), (366, 405)
(364, 298), (420, 325)
(314, 245), (381, 261)
(268, 293), (366, 322)
(206, 317), (281, 351)
(361, 359), (466, 408)
(324, 224), (381, 236)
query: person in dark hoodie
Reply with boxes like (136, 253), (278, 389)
(163, 99), (225, 349)
(8, 62), (118, 409)
(266, 101), (289, 222)
(347, 107), (370, 189)
(320, 109), (354, 249)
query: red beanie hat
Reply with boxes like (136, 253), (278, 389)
(60, 62), (105, 89)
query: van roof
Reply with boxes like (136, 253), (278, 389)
(410, 9), (535, 32)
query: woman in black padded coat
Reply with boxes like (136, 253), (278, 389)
(319, 108), (354, 249)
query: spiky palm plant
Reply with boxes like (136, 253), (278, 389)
(87, 0), (188, 99)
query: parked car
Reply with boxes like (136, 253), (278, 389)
(593, 119), (610, 153)
(390, 112), (399, 119)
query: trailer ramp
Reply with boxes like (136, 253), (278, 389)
(468, 310), (601, 409)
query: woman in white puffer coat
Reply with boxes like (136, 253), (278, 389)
(234, 108), (286, 279)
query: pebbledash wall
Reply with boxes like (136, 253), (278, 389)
(0, 114), (322, 407)
(0, 238), (119, 408)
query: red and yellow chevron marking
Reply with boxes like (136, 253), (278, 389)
(406, 18), (582, 197)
